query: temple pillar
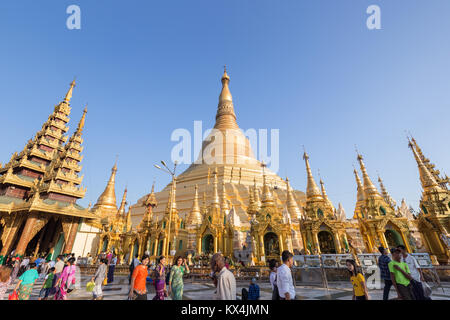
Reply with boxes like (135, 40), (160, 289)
(377, 230), (389, 251)
(162, 237), (167, 256)
(214, 235), (218, 253)
(301, 231), (308, 253)
(0, 214), (23, 257)
(400, 231), (412, 252)
(333, 232), (342, 254)
(259, 234), (265, 258)
(196, 235), (202, 254)
(33, 223), (47, 257)
(63, 218), (80, 254)
(153, 239), (158, 256)
(279, 234), (284, 253)
(15, 214), (38, 256)
(313, 231), (321, 254)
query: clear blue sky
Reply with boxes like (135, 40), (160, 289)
(0, 1), (449, 217)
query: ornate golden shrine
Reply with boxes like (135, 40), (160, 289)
(0, 81), (96, 262)
(352, 153), (415, 253)
(408, 138), (450, 264)
(299, 151), (352, 255)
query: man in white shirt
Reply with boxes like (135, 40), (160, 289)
(277, 250), (296, 300)
(210, 253), (236, 300)
(398, 245), (426, 300)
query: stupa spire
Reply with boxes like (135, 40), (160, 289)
(319, 176), (335, 211)
(356, 153), (382, 199)
(64, 78), (76, 103)
(377, 175), (396, 208)
(93, 161), (118, 213)
(261, 163), (274, 204)
(76, 105), (87, 134)
(303, 150), (322, 200)
(253, 177), (261, 209)
(214, 66), (239, 130)
(187, 185), (202, 225)
(353, 168), (365, 202)
(117, 187), (127, 217)
(211, 168), (220, 208)
(408, 139), (442, 192)
(286, 177), (301, 219)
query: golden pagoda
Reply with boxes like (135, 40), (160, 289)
(408, 138), (450, 264)
(353, 152), (415, 253)
(0, 80), (95, 262)
(129, 69), (305, 263)
(299, 151), (353, 254)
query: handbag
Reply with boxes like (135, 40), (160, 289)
(86, 281), (95, 292)
(8, 290), (18, 300)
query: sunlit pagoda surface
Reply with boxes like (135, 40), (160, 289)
(129, 69), (306, 235)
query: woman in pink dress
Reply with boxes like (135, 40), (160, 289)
(54, 257), (76, 300)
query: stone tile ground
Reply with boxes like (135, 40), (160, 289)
(4, 275), (450, 300)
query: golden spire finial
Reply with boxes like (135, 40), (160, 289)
(93, 161), (118, 214)
(302, 149), (322, 200)
(117, 187), (128, 217)
(377, 174), (396, 208)
(408, 139), (442, 191)
(211, 167), (220, 207)
(214, 67), (238, 130)
(353, 165), (365, 202)
(318, 172), (335, 212)
(76, 105), (87, 133)
(261, 162), (274, 203)
(64, 78), (76, 103)
(187, 184), (202, 225)
(145, 181), (157, 207)
(356, 152), (381, 199)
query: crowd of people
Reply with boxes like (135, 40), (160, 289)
(0, 246), (434, 300)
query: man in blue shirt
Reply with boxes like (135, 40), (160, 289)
(248, 278), (260, 300)
(377, 247), (392, 300)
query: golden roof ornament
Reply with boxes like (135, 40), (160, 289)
(64, 78), (76, 103)
(144, 182), (157, 207)
(261, 162), (274, 204)
(211, 168), (220, 208)
(187, 184), (202, 225)
(117, 187), (128, 217)
(408, 139), (442, 192)
(92, 161), (118, 213)
(214, 66), (239, 130)
(356, 152), (382, 199)
(302, 150), (322, 200)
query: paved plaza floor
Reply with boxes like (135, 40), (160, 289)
(4, 275), (450, 300)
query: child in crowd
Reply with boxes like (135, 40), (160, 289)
(38, 267), (56, 300)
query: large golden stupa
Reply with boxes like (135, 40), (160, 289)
(127, 69), (306, 259)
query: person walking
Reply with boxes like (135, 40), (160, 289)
(10, 259), (20, 283)
(107, 254), (117, 284)
(210, 253), (236, 300)
(128, 254), (140, 285)
(18, 256), (30, 277)
(53, 255), (65, 286)
(54, 257), (77, 300)
(248, 278), (260, 300)
(168, 256), (190, 300)
(129, 254), (150, 300)
(14, 262), (39, 300)
(389, 248), (414, 300)
(346, 259), (370, 300)
(269, 259), (279, 300)
(0, 266), (12, 300)
(277, 250), (296, 300)
(397, 245), (427, 300)
(153, 256), (167, 300)
(38, 267), (56, 300)
(91, 258), (108, 300)
(377, 247), (392, 300)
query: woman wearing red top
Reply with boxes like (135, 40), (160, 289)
(128, 254), (149, 300)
